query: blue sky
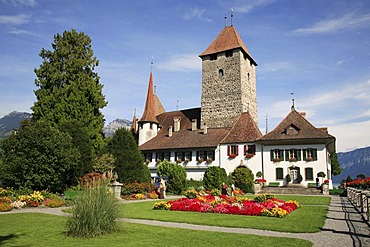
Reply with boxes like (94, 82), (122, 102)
(1, 0), (369, 152)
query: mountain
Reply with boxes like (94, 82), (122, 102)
(333, 146), (370, 183)
(0, 111), (32, 138)
(103, 118), (132, 137)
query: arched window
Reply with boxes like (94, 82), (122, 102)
(219, 69), (224, 76)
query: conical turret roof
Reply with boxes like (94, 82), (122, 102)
(139, 72), (159, 123)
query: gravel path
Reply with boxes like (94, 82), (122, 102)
(2, 195), (369, 247)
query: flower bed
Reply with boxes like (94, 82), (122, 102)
(346, 177), (370, 189)
(153, 194), (299, 218)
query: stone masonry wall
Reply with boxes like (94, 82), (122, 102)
(201, 49), (257, 128)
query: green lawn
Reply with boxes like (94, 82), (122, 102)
(0, 213), (312, 247)
(118, 195), (330, 233)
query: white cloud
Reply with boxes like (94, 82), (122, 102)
(183, 7), (211, 22)
(2, 0), (38, 7)
(260, 61), (293, 72)
(157, 54), (201, 72)
(232, 0), (276, 14)
(329, 120), (370, 152)
(0, 14), (30, 25)
(291, 13), (370, 35)
(8, 28), (38, 36)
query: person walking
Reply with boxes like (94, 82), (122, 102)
(221, 182), (227, 195)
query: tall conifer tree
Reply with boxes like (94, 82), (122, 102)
(32, 29), (107, 150)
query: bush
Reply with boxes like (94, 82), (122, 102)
(231, 166), (254, 193)
(121, 182), (156, 196)
(65, 184), (118, 238)
(157, 161), (186, 194)
(203, 166), (227, 190)
(184, 189), (198, 199)
(0, 203), (12, 212)
(44, 197), (65, 208)
(186, 179), (203, 189)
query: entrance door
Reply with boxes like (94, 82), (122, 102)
(289, 167), (300, 183)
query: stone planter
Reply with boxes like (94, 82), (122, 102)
(323, 184), (329, 195)
(254, 183), (261, 194)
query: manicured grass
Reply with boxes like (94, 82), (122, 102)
(0, 213), (312, 247)
(118, 195), (330, 233)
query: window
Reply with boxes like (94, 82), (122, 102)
(305, 168), (314, 180)
(196, 151), (206, 162)
(144, 153), (152, 162)
(207, 151), (215, 161)
(283, 124), (299, 136)
(185, 151), (192, 161)
(150, 123), (153, 129)
(164, 152), (171, 161)
(285, 149), (301, 162)
(156, 152), (163, 162)
(270, 149), (284, 162)
(244, 145), (256, 155)
(218, 69), (224, 76)
(227, 145), (238, 158)
(303, 148), (317, 161)
(210, 54), (217, 61)
(175, 152), (184, 162)
(225, 50), (233, 57)
(276, 168), (284, 180)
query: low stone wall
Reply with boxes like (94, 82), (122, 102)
(347, 187), (370, 222)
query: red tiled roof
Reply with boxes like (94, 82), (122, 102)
(154, 93), (165, 116)
(221, 112), (262, 144)
(258, 109), (335, 142)
(199, 25), (257, 65)
(139, 72), (159, 123)
(139, 108), (230, 151)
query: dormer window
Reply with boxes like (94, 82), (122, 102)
(283, 124), (299, 136)
(218, 69), (224, 76)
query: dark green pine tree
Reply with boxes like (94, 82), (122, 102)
(331, 153), (342, 176)
(32, 29), (107, 151)
(107, 128), (150, 183)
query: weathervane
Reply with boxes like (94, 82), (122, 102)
(224, 11), (227, 27)
(291, 92), (295, 110)
(176, 100), (179, 111)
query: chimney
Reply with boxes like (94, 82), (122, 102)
(168, 126), (173, 137)
(174, 117), (181, 132)
(192, 119), (197, 131)
(299, 112), (306, 118)
(203, 124), (208, 134)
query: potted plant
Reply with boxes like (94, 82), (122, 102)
(245, 153), (254, 159)
(228, 153), (237, 159)
(285, 174), (291, 184)
(273, 158), (281, 163)
(206, 158), (213, 163)
(289, 157), (297, 162)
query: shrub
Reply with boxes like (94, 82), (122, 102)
(203, 166), (227, 190)
(254, 194), (275, 202)
(65, 184), (118, 238)
(185, 179), (203, 189)
(44, 197), (65, 208)
(184, 189), (198, 199)
(231, 166), (254, 193)
(121, 182), (156, 196)
(211, 189), (221, 196)
(0, 203), (12, 212)
(157, 161), (186, 194)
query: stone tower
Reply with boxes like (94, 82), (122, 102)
(199, 25), (258, 128)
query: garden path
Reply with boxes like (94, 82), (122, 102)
(2, 195), (369, 247)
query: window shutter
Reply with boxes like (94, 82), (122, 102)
(196, 151), (199, 159)
(297, 149), (301, 161)
(244, 145), (247, 155)
(313, 149), (317, 161)
(236, 146), (239, 155)
(227, 146), (230, 156)
(270, 150), (274, 161)
(285, 150), (289, 161)
(175, 152), (177, 160)
(303, 149), (306, 161)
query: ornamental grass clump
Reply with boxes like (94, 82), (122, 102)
(65, 182), (118, 238)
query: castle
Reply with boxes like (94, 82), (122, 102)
(133, 24), (336, 188)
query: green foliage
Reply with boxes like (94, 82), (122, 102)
(185, 179), (203, 190)
(65, 184), (118, 238)
(32, 29), (107, 151)
(157, 161), (186, 194)
(58, 120), (94, 176)
(256, 171), (262, 178)
(254, 194), (275, 202)
(107, 128), (150, 183)
(356, 173), (366, 179)
(231, 166), (254, 193)
(285, 174), (291, 183)
(0, 121), (80, 192)
(345, 175), (353, 183)
(203, 166), (227, 190)
(317, 171), (326, 178)
(330, 153), (342, 176)
(93, 153), (115, 174)
(121, 182), (156, 196)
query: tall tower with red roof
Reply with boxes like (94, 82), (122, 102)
(199, 24), (258, 128)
